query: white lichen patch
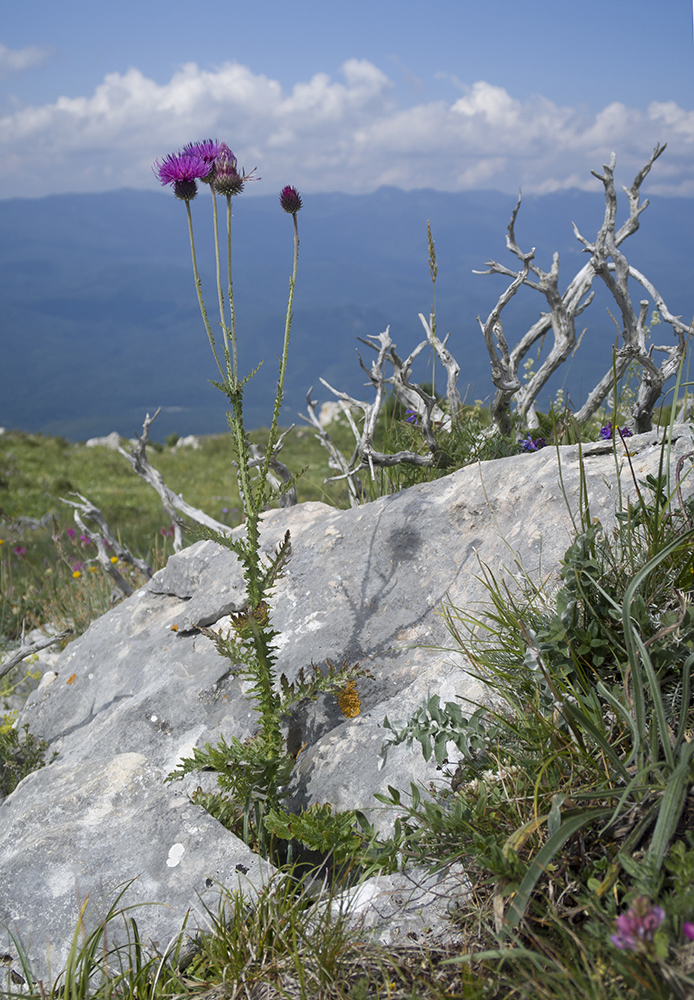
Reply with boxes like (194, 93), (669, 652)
(272, 610), (324, 651)
(166, 843), (185, 867)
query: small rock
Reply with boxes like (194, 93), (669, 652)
(318, 401), (355, 427)
(85, 431), (122, 449)
(174, 435), (200, 450)
(335, 864), (470, 946)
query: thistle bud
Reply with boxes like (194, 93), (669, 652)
(280, 186), (302, 214)
(214, 143), (245, 197)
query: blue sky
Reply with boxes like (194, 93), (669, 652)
(1, 0), (693, 198)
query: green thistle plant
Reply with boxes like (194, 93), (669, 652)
(156, 142), (364, 856)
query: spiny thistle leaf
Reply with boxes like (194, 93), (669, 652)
(259, 530), (292, 595)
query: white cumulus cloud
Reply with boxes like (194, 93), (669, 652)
(0, 59), (692, 198)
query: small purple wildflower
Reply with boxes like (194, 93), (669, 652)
(405, 408), (418, 428)
(154, 149), (212, 201)
(160, 524), (175, 539)
(520, 433), (546, 452)
(72, 560), (85, 572)
(79, 534), (91, 547)
(12, 545), (26, 559)
(280, 185), (302, 214)
(600, 422), (634, 440)
(684, 922), (694, 941)
(611, 896), (664, 953)
(67, 528), (76, 539)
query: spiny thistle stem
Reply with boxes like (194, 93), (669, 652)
(209, 186), (232, 375)
(256, 211), (299, 507)
(226, 194), (239, 384)
(185, 200), (224, 379)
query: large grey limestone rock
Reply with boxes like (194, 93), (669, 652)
(1, 425), (692, 981)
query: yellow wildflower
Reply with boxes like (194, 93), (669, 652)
(72, 570), (81, 579)
(110, 555), (118, 564)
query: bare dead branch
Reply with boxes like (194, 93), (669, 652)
(476, 251), (533, 434)
(247, 424), (298, 508)
(417, 313), (463, 426)
(478, 144), (685, 433)
(0, 628), (73, 681)
(59, 492), (153, 597)
(118, 409), (228, 551)
(298, 390), (363, 506)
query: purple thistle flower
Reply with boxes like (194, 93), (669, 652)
(611, 896), (664, 953)
(12, 545), (26, 559)
(153, 149), (211, 201)
(183, 139), (220, 183)
(405, 408), (419, 427)
(67, 528), (76, 539)
(280, 185), (302, 214)
(684, 922), (694, 941)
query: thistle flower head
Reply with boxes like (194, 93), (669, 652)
(182, 139), (220, 183)
(611, 896), (665, 953)
(213, 143), (244, 196)
(153, 149), (211, 201)
(212, 142), (259, 197)
(280, 185), (302, 214)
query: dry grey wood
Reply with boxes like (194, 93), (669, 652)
(305, 327), (454, 501)
(477, 143), (686, 433)
(299, 391), (364, 506)
(59, 492), (152, 597)
(118, 409), (228, 551)
(372, 328), (449, 451)
(476, 236), (535, 435)
(0, 628), (73, 681)
(247, 425), (298, 508)
(417, 312), (462, 427)
(304, 146), (686, 483)
(571, 151), (688, 431)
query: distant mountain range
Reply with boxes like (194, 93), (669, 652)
(1, 185), (692, 441)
